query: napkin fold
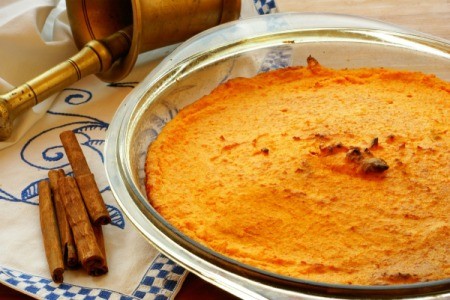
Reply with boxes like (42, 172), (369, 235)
(0, 1), (277, 299)
(0, 0), (76, 150)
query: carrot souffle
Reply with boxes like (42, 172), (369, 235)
(145, 57), (449, 286)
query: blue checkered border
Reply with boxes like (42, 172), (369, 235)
(132, 254), (187, 299)
(259, 45), (293, 73)
(0, 266), (133, 300)
(254, 0), (278, 14)
(0, 254), (186, 300)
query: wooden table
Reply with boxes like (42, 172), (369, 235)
(277, 0), (449, 40)
(1, 0), (448, 299)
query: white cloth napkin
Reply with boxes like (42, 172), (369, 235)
(0, 1), (277, 299)
(0, 0), (76, 150)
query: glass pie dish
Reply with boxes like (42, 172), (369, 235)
(104, 13), (450, 299)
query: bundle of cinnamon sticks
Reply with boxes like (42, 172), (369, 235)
(38, 131), (111, 283)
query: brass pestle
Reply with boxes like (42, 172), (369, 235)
(0, 28), (132, 141)
(0, 0), (241, 141)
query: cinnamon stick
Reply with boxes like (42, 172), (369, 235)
(89, 225), (109, 276)
(76, 173), (111, 225)
(38, 180), (64, 283)
(59, 130), (111, 225)
(58, 176), (105, 273)
(48, 169), (79, 269)
(59, 131), (90, 177)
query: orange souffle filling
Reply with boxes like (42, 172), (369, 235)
(145, 58), (449, 285)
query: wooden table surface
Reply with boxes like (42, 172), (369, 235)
(1, 0), (448, 299)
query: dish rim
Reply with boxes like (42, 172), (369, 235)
(105, 12), (450, 299)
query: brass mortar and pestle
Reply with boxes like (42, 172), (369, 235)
(0, 0), (241, 140)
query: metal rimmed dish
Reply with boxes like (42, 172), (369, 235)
(105, 13), (450, 299)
